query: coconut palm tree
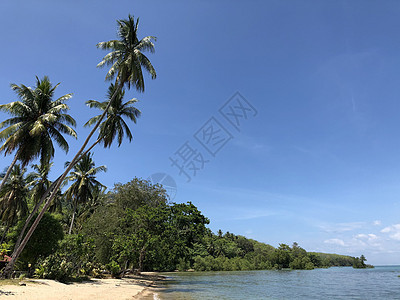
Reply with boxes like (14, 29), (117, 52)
(70, 13), (156, 166)
(27, 162), (65, 213)
(0, 76), (77, 191)
(64, 152), (106, 234)
(0, 165), (29, 244)
(85, 83), (141, 149)
(37, 13), (155, 201)
(4, 14), (156, 277)
(64, 13), (156, 164)
(97, 14), (156, 90)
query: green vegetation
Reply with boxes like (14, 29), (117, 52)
(0, 175), (367, 281)
(0, 13), (372, 280)
(0, 13), (157, 277)
(353, 254), (374, 269)
(189, 238), (358, 272)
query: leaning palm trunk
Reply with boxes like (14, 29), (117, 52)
(2, 82), (123, 278)
(0, 150), (20, 192)
(13, 176), (61, 250)
(13, 137), (102, 251)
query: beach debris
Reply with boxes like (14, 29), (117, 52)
(0, 290), (14, 295)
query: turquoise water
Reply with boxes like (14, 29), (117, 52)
(158, 266), (400, 299)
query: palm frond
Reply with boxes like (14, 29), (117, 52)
(54, 122), (77, 138)
(58, 114), (77, 127)
(47, 126), (69, 153)
(85, 100), (104, 109)
(136, 36), (157, 53)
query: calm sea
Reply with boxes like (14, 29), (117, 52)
(157, 266), (400, 299)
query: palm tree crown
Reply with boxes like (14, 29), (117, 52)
(65, 152), (107, 209)
(0, 76), (77, 167)
(64, 152), (106, 234)
(85, 83), (141, 148)
(97, 14), (157, 91)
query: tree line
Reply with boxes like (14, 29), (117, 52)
(0, 174), (368, 281)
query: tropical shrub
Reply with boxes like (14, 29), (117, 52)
(34, 234), (100, 282)
(106, 260), (121, 278)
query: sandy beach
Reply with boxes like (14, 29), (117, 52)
(0, 273), (163, 300)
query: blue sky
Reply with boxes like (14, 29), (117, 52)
(1, 0), (400, 264)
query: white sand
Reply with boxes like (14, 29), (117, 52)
(0, 277), (158, 300)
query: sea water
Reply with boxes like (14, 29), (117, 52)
(157, 266), (400, 299)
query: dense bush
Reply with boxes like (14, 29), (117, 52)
(34, 234), (101, 282)
(8, 213), (64, 269)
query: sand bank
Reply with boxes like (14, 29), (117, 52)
(0, 273), (163, 300)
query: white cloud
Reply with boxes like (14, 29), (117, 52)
(322, 233), (382, 254)
(352, 233), (381, 249)
(355, 234), (367, 239)
(368, 234), (377, 239)
(373, 220), (381, 226)
(380, 224), (400, 241)
(355, 233), (377, 240)
(324, 238), (345, 246)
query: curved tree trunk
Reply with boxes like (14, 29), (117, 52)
(13, 137), (102, 251)
(0, 150), (20, 192)
(2, 83), (123, 278)
(14, 176), (61, 250)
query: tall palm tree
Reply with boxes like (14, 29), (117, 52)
(85, 83), (141, 148)
(64, 152), (106, 234)
(0, 76), (77, 191)
(0, 165), (29, 244)
(97, 14), (157, 90)
(64, 13), (156, 163)
(5, 14), (156, 277)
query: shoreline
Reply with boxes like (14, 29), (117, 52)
(0, 273), (166, 300)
